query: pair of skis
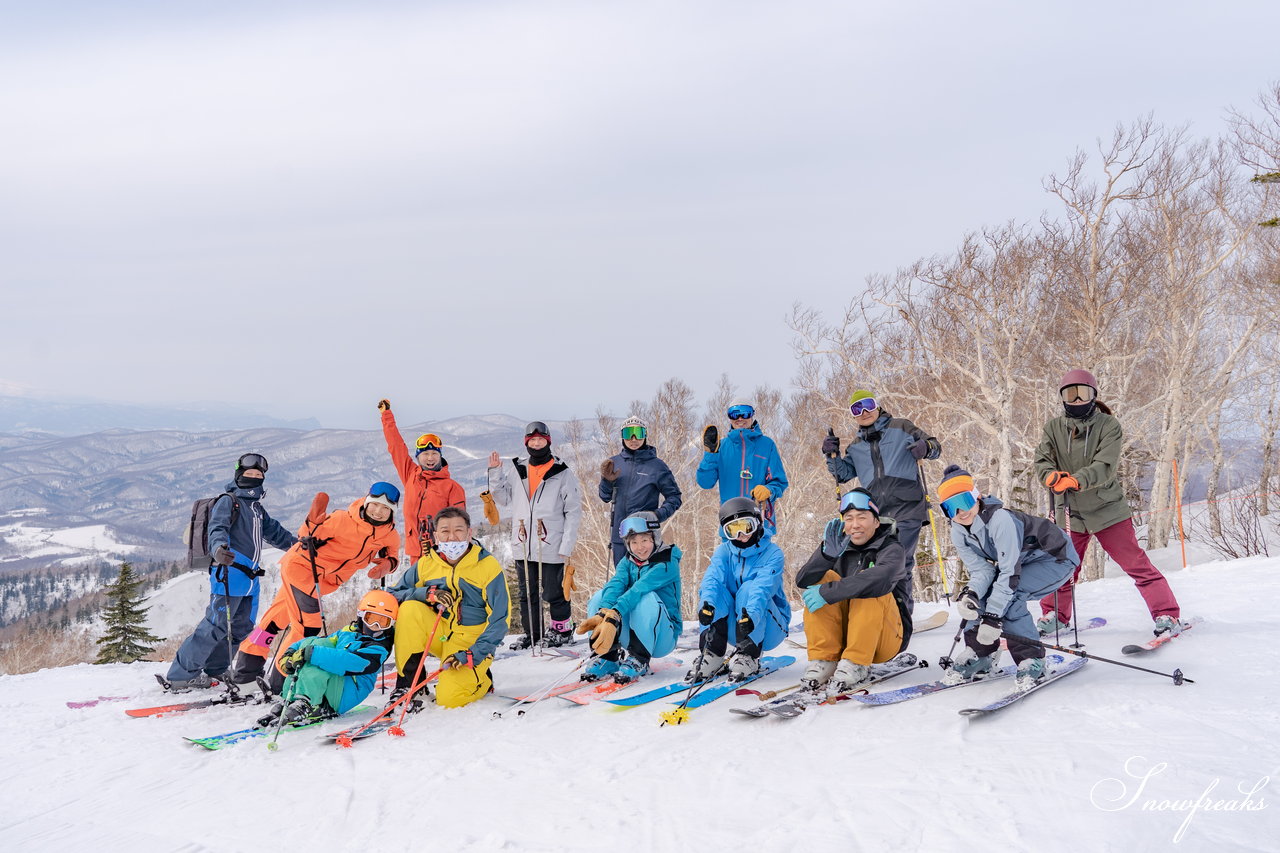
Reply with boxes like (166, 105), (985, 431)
(603, 655), (798, 711)
(730, 653), (928, 719)
(844, 653), (1085, 715)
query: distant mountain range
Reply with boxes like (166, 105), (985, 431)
(0, 395), (321, 434)
(0, 412), (569, 571)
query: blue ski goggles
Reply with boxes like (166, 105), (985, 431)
(369, 481), (402, 504)
(839, 490), (880, 516)
(726, 405), (755, 421)
(618, 516), (655, 538)
(849, 397), (879, 417)
(940, 490), (978, 519)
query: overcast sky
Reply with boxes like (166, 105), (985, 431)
(2, 1), (1275, 429)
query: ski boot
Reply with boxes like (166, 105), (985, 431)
(156, 672), (216, 694)
(942, 647), (1001, 686)
(1015, 657), (1047, 691)
(614, 657), (650, 684)
(508, 635), (533, 651)
(255, 701), (285, 728)
(280, 697), (316, 725)
(1036, 614), (1071, 636)
(1152, 615), (1184, 638)
(826, 660), (870, 696)
(542, 620), (574, 648)
(581, 657), (621, 682)
(684, 650), (726, 683)
(387, 685), (426, 714)
(800, 660), (837, 692)
(727, 654), (761, 684)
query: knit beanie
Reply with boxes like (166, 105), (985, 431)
(849, 390), (875, 405)
(937, 465), (975, 503)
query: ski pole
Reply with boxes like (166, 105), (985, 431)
(659, 649), (741, 726)
(917, 463), (952, 603)
(1040, 641), (1193, 684)
(493, 655), (596, 719)
(388, 607), (447, 736)
(266, 670), (299, 752)
(1061, 490), (1082, 649)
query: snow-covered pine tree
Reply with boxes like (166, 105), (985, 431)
(94, 562), (161, 664)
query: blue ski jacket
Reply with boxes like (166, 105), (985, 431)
(698, 531), (790, 636)
(696, 423), (788, 527)
(597, 545), (683, 627)
(288, 623), (393, 714)
(207, 481), (297, 597)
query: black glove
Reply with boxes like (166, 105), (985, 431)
(281, 646), (313, 675)
(423, 585), (455, 615)
(735, 610), (759, 657)
(955, 587), (981, 620)
(213, 545), (235, 567)
(976, 614), (1003, 646)
(910, 438), (937, 460)
(821, 431), (840, 458)
(702, 425), (719, 453)
(299, 536), (327, 554)
(697, 601), (716, 627)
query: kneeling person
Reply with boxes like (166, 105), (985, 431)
(937, 465), (1079, 689)
(795, 488), (912, 696)
(256, 590), (398, 727)
(388, 507), (511, 709)
(577, 512), (682, 684)
(686, 498), (791, 684)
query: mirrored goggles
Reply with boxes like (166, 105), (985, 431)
(416, 433), (442, 451)
(237, 453), (268, 473)
(722, 516), (760, 539)
(618, 516), (654, 538)
(727, 406), (755, 421)
(360, 611), (393, 631)
(849, 398), (879, 417)
(940, 490), (979, 519)
(1060, 384), (1096, 404)
(839, 490), (880, 516)
(621, 425), (647, 441)
(369, 481), (402, 504)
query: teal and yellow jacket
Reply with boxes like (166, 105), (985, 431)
(389, 543), (511, 661)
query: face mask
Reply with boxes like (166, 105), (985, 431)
(1064, 400), (1097, 420)
(235, 474), (263, 490)
(436, 540), (470, 561)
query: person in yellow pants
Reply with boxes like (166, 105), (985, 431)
(794, 488), (913, 696)
(388, 506), (511, 709)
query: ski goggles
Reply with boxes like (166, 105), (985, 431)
(618, 516), (655, 538)
(621, 425), (647, 441)
(369, 481), (402, 504)
(237, 453), (269, 473)
(727, 405), (755, 421)
(1060, 384), (1096, 404)
(722, 516), (760, 539)
(849, 397), (879, 417)
(839, 490), (880, 516)
(415, 433), (443, 451)
(940, 490), (979, 519)
(360, 611), (393, 631)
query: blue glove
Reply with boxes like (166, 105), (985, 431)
(802, 585), (827, 613)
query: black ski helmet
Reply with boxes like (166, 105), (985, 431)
(719, 497), (761, 525)
(525, 421), (550, 438)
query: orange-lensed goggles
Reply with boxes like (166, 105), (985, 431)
(416, 433), (443, 451)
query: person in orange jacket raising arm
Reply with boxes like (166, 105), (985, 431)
(227, 483), (401, 692)
(376, 399), (466, 561)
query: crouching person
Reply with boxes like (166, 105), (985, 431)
(576, 512), (682, 684)
(795, 487), (913, 696)
(255, 590), (398, 727)
(388, 507), (511, 709)
(685, 498), (791, 684)
(937, 465), (1079, 689)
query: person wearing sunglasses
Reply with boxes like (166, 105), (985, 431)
(696, 402), (788, 534)
(1035, 369), (1184, 638)
(376, 399), (467, 562)
(822, 390), (940, 605)
(255, 590), (399, 728)
(487, 421), (583, 651)
(793, 488), (914, 695)
(228, 483), (402, 692)
(935, 465), (1079, 689)
(685, 498), (791, 684)
(388, 506), (511, 709)
(598, 416), (683, 564)
(575, 512), (682, 684)
(163, 453), (298, 693)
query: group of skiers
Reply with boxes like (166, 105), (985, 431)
(161, 369), (1186, 725)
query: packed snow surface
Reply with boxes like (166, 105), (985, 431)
(3, 554), (1276, 852)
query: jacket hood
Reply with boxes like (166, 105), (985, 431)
(977, 495), (1004, 511)
(729, 528), (773, 554)
(225, 480), (265, 501)
(620, 444), (657, 460)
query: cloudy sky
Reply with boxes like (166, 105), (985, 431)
(2, 1), (1275, 429)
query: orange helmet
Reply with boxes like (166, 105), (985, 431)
(357, 589), (399, 633)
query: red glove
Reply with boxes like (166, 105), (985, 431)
(1044, 471), (1080, 493)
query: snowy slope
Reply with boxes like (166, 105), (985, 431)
(3, 556), (1276, 853)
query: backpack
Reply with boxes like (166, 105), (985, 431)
(184, 494), (239, 570)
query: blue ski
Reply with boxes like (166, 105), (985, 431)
(958, 656), (1087, 715)
(606, 655), (794, 708)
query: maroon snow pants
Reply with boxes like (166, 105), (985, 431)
(1039, 517), (1180, 622)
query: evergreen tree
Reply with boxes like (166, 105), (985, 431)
(94, 562), (161, 664)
